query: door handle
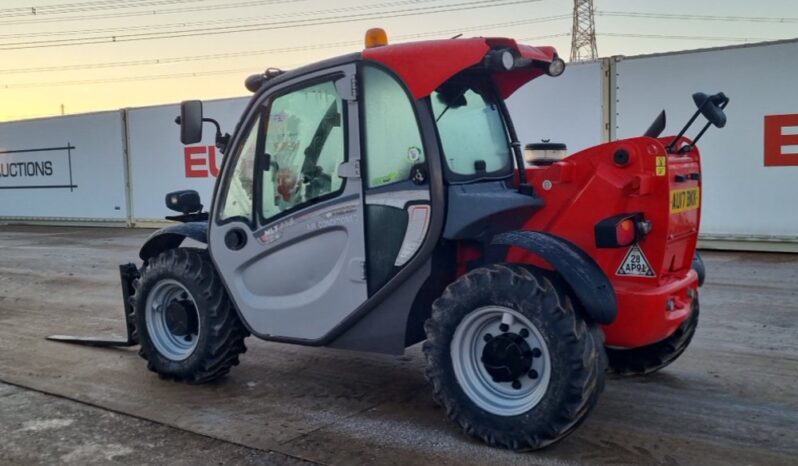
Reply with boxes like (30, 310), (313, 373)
(224, 228), (247, 251)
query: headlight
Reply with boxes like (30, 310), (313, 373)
(484, 49), (516, 71)
(500, 50), (514, 70)
(547, 57), (566, 77)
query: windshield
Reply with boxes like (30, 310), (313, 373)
(431, 79), (512, 179)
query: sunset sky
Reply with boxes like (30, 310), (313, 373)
(1, 0), (796, 122)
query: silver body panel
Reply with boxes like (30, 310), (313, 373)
(209, 64), (370, 340)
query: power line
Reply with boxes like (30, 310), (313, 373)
(599, 32), (776, 42)
(0, 0), (211, 18)
(0, 15), (569, 75)
(0, 0), (305, 26)
(0, 0), (543, 50)
(0, 0), (444, 39)
(2, 66), (262, 89)
(1, 32), (570, 89)
(597, 11), (798, 24)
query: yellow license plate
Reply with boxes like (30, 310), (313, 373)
(670, 187), (700, 214)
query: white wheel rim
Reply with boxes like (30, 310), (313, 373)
(450, 306), (551, 416)
(145, 279), (200, 361)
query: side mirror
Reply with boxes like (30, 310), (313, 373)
(692, 92), (729, 128)
(165, 190), (202, 214)
(666, 91), (730, 153)
(179, 100), (204, 144)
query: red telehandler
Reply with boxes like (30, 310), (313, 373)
(50, 30), (727, 450)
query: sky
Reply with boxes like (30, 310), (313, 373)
(0, 0), (796, 121)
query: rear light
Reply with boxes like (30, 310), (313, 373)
(595, 213), (650, 248)
(637, 219), (653, 236)
(616, 219), (636, 246)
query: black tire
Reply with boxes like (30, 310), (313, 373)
(692, 252), (706, 287)
(423, 264), (606, 451)
(606, 297), (699, 376)
(132, 248), (249, 384)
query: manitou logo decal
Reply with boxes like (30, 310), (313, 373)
(0, 144), (77, 191)
(184, 145), (221, 178)
(764, 114), (798, 167)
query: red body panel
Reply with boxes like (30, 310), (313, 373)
(362, 37), (556, 99)
(364, 36), (700, 349)
(503, 137), (702, 348)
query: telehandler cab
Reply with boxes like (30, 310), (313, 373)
(50, 30), (728, 450)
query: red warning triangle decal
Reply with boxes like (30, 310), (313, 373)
(616, 244), (656, 277)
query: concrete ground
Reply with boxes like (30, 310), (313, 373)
(0, 382), (309, 466)
(0, 225), (796, 466)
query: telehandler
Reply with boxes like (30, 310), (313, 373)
(50, 29), (727, 450)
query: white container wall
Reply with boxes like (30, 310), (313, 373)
(0, 111), (128, 222)
(614, 39), (798, 242)
(125, 97), (248, 223)
(1, 39), (797, 252)
(507, 60), (606, 155)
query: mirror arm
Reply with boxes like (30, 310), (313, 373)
(202, 117), (221, 135)
(215, 133), (231, 153)
(665, 108), (702, 153)
(674, 100), (728, 154)
(198, 117), (230, 153)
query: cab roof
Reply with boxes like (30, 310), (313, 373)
(362, 37), (558, 99)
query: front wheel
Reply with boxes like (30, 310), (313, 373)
(423, 264), (606, 451)
(133, 248), (249, 384)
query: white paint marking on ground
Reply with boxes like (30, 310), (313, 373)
(19, 418), (74, 431)
(60, 443), (134, 463)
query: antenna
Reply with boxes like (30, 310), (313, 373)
(570, 0), (598, 62)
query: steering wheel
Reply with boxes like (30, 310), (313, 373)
(692, 92), (729, 128)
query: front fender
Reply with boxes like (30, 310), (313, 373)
(492, 230), (617, 325)
(139, 222), (208, 261)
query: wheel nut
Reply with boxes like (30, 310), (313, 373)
(519, 328), (529, 338)
(512, 380), (522, 390)
(528, 369), (538, 379)
(532, 348), (542, 358)
(483, 333), (493, 342)
(499, 323), (509, 332)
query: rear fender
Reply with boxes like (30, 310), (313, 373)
(139, 222), (208, 261)
(492, 230), (617, 325)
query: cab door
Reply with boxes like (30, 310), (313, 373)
(359, 64), (433, 295)
(209, 64), (368, 341)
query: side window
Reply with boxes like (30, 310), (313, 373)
(362, 66), (424, 189)
(431, 83), (512, 177)
(219, 114), (260, 222)
(261, 80), (345, 221)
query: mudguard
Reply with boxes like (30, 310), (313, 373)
(139, 222), (208, 261)
(492, 230), (617, 325)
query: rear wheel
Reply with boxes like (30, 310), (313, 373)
(606, 297), (699, 376)
(133, 248), (249, 384)
(692, 252), (706, 287)
(423, 264), (605, 450)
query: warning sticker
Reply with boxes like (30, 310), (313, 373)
(655, 156), (667, 176)
(616, 244), (656, 277)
